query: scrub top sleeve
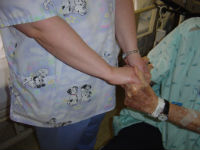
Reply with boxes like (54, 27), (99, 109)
(0, 0), (57, 28)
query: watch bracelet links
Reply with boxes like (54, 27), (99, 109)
(122, 49), (140, 60)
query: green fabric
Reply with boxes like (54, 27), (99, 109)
(113, 17), (200, 150)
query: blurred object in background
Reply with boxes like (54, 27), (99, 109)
(0, 34), (5, 59)
(133, 0), (154, 10)
(161, 0), (200, 15)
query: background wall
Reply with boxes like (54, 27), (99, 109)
(0, 34), (5, 59)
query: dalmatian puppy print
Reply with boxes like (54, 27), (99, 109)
(66, 84), (93, 106)
(74, 0), (87, 15)
(60, 0), (72, 16)
(23, 69), (48, 88)
(43, 0), (54, 10)
(81, 84), (92, 102)
(45, 117), (72, 127)
(103, 51), (113, 64)
(59, 0), (88, 16)
(66, 86), (79, 106)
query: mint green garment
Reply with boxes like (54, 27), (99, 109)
(113, 17), (200, 150)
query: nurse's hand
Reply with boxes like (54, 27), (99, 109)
(107, 66), (142, 86)
(125, 53), (151, 84)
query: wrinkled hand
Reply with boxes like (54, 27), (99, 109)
(142, 56), (153, 73)
(124, 66), (158, 114)
(125, 53), (151, 83)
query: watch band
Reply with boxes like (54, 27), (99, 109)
(151, 97), (165, 118)
(157, 99), (170, 121)
(151, 97), (170, 121)
(163, 99), (169, 116)
(122, 50), (139, 60)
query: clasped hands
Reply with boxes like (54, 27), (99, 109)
(123, 57), (158, 115)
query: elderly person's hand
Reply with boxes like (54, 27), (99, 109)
(124, 62), (158, 114)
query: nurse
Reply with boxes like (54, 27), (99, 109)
(0, 0), (149, 149)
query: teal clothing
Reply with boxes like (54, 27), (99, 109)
(113, 17), (200, 150)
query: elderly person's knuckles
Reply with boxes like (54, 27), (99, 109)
(142, 56), (153, 80)
(132, 83), (145, 91)
(126, 90), (143, 99)
(125, 85), (141, 97)
(148, 64), (153, 70)
(126, 91), (133, 98)
(142, 56), (152, 66)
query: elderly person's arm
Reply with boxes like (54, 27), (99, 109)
(124, 66), (200, 134)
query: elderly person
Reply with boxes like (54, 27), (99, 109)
(124, 66), (200, 134)
(103, 17), (200, 150)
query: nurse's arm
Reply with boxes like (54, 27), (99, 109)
(115, 0), (150, 81)
(14, 16), (140, 85)
(115, 0), (138, 52)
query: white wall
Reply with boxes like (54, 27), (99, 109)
(0, 34), (5, 59)
(133, 0), (154, 10)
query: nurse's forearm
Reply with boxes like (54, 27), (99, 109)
(115, 0), (138, 51)
(15, 16), (114, 82)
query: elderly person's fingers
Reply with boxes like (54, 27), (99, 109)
(134, 66), (148, 87)
(142, 56), (153, 83)
(124, 83), (143, 98)
(148, 63), (153, 70)
(142, 56), (149, 64)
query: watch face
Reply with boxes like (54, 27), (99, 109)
(158, 114), (168, 121)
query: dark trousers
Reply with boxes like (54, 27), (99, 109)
(102, 122), (165, 150)
(35, 113), (105, 150)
